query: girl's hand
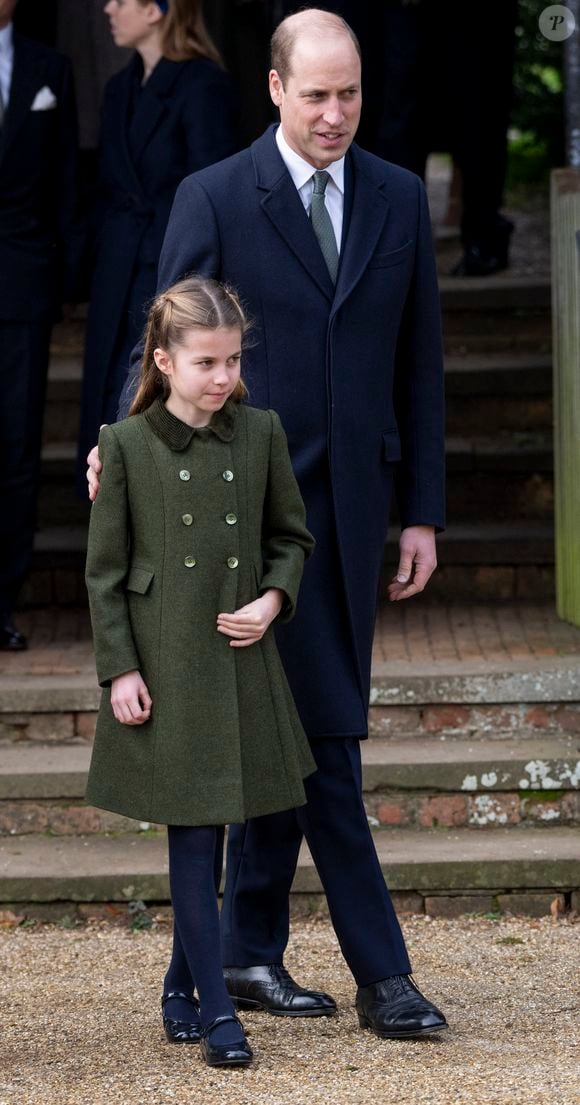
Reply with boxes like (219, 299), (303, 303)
(217, 588), (284, 648)
(111, 670), (152, 725)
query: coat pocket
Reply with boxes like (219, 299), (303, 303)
(368, 240), (413, 269)
(382, 430), (402, 463)
(126, 565), (155, 595)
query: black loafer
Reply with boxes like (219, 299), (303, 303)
(161, 989), (202, 1043)
(0, 619), (28, 651)
(224, 964), (337, 1017)
(356, 975), (448, 1039)
(199, 1014), (253, 1068)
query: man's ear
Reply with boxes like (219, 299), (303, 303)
(269, 69), (284, 108)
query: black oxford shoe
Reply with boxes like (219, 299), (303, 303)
(161, 990), (202, 1043)
(199, 1014), (253, 1068)
(0, 619), (27, 651)
(224, 964), (337, 1017)
(356, 975), (448, 1039)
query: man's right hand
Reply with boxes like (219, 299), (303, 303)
(86, 427), (106, 501)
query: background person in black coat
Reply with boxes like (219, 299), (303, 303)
(77, 0), (238, 484)
(0, 0), (81, 650)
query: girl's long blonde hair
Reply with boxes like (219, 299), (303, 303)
(140, 0), (223, 65)
(129, 276), (250, 417)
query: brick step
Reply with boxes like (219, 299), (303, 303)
(23, 520), (556, 609)
(2, 653), (580, 739)
(1, 737), (578, 838)
(0, 826), (575, 908)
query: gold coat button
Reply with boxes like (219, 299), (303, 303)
(222, 469), (234, 482)
(179, 469), (190, 482)
(184, 556), (196, 568)
(182, 514), (193, 526)
(227, 556), (239, 569)
(225, 513), (237, 525)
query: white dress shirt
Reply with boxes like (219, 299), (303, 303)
(275, 124), (345, 253)
(0, 22), (14, 111)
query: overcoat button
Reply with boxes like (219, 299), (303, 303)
(222, 469), (234, 482)
(227, 556), (239, 569)
(179, 470), (190, 481)
(184, 556), (196, 568)
(225, 513), (237, 525)
(182, 513), (193, 526)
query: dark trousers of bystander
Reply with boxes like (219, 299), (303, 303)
(0, 320), (51, 615)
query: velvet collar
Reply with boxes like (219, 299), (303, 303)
(144, 397), (239, 451)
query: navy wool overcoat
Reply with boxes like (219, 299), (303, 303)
(78, 53), (237, 472)
(120, 126), (446, 739)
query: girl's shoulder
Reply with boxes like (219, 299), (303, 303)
(239, 405), (280, 431)
(99, 414), (149, 452)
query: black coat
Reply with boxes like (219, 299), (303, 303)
(120, 127), (446, 739)
(78, 54), (238, 466)
(0, 33), (82, 322)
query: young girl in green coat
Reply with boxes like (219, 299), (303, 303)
(85, 276), (316, 1068)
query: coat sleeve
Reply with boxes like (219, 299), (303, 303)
(55, 55), (84, 305)
(259, 411), (316, 624)
(85, 426), (140, 687)
(117, 174), (221, 419)
(392, 176), (446, 532)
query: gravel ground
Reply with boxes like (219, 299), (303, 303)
(1, 914), (578, 1105)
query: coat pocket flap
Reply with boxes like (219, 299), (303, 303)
(126, 565), (155, 594)
(383, 430), (402, 462)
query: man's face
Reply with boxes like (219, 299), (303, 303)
(269, 34), (362, 169)
(0, 0), (18, 28)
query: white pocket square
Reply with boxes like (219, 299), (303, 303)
(31, 86), (57, 111)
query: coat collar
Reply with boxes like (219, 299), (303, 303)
(250, 126), (392, 313)
(144, 397), (239, 450)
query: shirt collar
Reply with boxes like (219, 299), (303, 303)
(144, 396), (239, 450)
(275, 123), (345, 195)
(0, 22), (14, 56)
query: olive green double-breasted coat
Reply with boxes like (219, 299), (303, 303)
(85, 398), (316, 826)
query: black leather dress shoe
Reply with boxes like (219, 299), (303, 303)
(0, 619), (28, 651)
(199, 1014), (253, 1068)
(356, 975), (448, 1039)
(224, 964), (337, 1017)
(161, 990), (202, 1043)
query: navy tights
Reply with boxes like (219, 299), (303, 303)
(163, 825), (242, 1046)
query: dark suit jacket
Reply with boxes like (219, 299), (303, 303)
(82, 54), (238, 428)
(0, 32), (81, 322)
(119, 125), (446, 738)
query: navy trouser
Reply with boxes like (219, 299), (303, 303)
(0, 320), (51, 613)
(221, 737), (411, 987)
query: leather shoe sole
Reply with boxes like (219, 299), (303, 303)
(232, 995), (336, 1017)
(357, 1012), (448, 1039)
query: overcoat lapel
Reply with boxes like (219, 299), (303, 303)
(252, 128), (335, 303)
(108, 59), (143, 197)
(331, 144), (391, 317)
(0, 35), (47, 163)
(128, 57), (183, 165)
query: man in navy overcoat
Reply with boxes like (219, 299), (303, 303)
(0, 1), (81, 648)
(111, 8), (446, 1038)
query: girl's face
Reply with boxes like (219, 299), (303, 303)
(154, 327), (242, 427)
(104, 0), (162, 50)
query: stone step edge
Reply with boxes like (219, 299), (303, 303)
(2, 658), (579, 713)
(1, 737), (578, 800)
(0, 827), (576, 901)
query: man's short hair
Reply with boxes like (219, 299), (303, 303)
(271, 8), (361, 87)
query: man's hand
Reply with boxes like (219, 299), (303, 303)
(217, 588), (284, 647)
(387, 525), (437, 602)
(111, 670), (152, 725)
(86, 427), (107, 501)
